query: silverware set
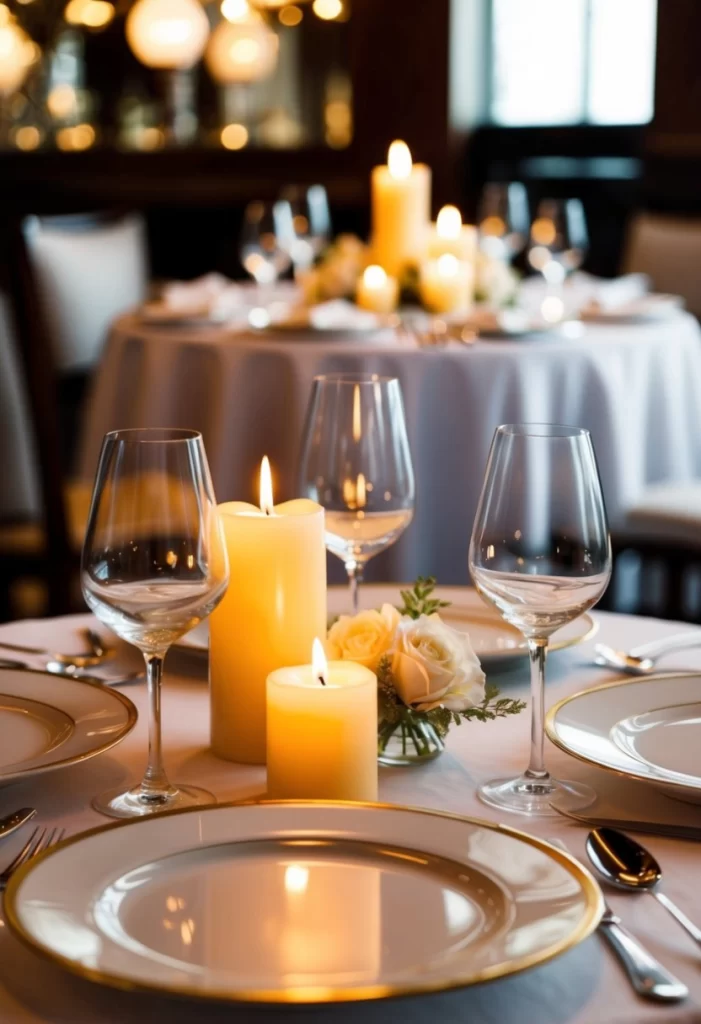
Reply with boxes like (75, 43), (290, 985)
(561, 826), (700, 1003)
(0, 628), (143, 685)
(0, 809), (64, 891)
(595, 631), (701, 675)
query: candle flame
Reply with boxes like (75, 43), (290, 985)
(312, 637), (328, 686)
(259, 455), (274, 515)
(356, 472), (367, 508)
(436, 205), (462, 240)
(387, 140), (412, 180)
(437, 253), (460, 278)
(352, 382), (362, 441)
(362, 264), (387, 289)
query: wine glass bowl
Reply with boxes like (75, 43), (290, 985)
(82, 428), (229, 819)
(239, 200), (293, 286)
(469, 423), (611, 816)
(527, 198), (588, 285)
(477, 181), (530, 263)
(299, 373), (415, 613)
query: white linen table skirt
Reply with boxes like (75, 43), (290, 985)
(0, 606), (699, 1022)
(78, 312), (701, 583)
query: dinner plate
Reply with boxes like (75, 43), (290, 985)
(0, 667), (137, 783)
(546, 673), (701, 803)
(6, 801), (601, 1004)
(176, 584), (597, 666)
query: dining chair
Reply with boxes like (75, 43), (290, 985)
(622, 212), (701, 318)
(0, 211), (147, 620)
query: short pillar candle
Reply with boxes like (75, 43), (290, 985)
(266, 640), (378, 801)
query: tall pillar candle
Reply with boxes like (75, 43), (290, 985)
(210, 458), (326, 764)
(371, 140), (431, 277)
(267, 641), (378, 801)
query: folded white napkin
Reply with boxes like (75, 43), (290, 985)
(145, 273), (244, 322)
(519, 272), (650, 317)
(271, 299), (381, 333)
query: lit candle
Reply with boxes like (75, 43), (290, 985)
(371, 140), (431, 276)
(355, 264), (399, 314)
(210, 456), (327, 765)
(427, 205), (478, 262)
(266, 639), (378, 800)
(419, 253), (474, 314)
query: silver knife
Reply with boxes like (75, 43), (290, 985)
(552, 806), (701, 841)
(599, 902), (688, 1001)
(0, 808), (36, 841)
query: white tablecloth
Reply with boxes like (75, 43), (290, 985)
(78, 312), (701, 586)
(0, 606), (699, 1024)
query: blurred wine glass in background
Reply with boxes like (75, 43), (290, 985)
(299, 373), (415, 613)
(527, 198), (589, 285)
(477, 182), (530, 262)
(279, 184), (332, 274)
(239, 200), (292, 289)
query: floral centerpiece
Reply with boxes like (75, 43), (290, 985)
(326, 578), (525, 765)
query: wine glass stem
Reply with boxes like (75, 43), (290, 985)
(140, 652), (173, 802)
(346, 562), (363, 614)
(525, 639), (549, 781)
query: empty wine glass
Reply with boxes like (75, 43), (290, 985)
(280, 184), (332, 272)
(477, 182), (530, 262)
(469, 424), (611, 816)
(527, 198), (589, 285)
(300, 374), (415, 613)
(82, 428), (229, 819)
(239, 200), (292, 288)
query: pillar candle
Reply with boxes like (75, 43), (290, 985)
(419, 253), (474, 314)
(355, 264), (399, 314)
(210, 458), (327, 765)
(371, 140), (431, 277)
(267, 641), (378, 801)
(427, 205), (478, 263)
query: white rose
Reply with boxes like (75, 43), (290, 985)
(326, 603), (400, 671)
(392, 614), (486, 712)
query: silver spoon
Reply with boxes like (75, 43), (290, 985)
(0, 657), (142, 686)
(0, 639), (111, 669)
(595, 631), (701, 675)
(587, 827), (701, 948)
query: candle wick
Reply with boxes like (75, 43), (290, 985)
(318, 673), (326, 687)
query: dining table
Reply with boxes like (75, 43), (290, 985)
(77, 309), (701, 586)
(0, 602), (698, 1024)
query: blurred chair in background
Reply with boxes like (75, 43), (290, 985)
(0, 210), (148, 620)
(622, 212), (701, 319)
(24, 211), (148, 465)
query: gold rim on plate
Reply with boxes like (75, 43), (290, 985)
(545, 670), (701, 792)
(5, 799), (603, 1005)
(0, 667), (137, 780)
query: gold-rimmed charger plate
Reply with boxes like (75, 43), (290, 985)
(176, 584), (597, 666)
(546, 672), (701, 804)
(6, 801), (602, 1005)
(0, 666), (137, 783)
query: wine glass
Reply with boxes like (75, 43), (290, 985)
(299, 373), (415, 614)
(469, 424), (611, 817)
(527, 198), (589, 285)
(82, 428), (229, 819)
(477, 182), (530, 262)
(239, 200), (293, 288)
(280, 184), (332, 272)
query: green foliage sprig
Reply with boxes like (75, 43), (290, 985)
(398, 576), (452, 619)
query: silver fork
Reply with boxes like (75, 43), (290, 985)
(0, 826), (65, 891)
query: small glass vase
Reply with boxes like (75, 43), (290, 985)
(378, 712), (445, 766)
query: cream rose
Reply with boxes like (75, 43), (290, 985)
(326, 603), (400, 671)
(392, 614), (486, 712)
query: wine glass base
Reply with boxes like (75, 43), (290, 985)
(478, 774), (596, 817)
(92, 783), (216, 820)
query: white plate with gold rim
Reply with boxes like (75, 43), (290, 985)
(6, 801), (602, 1005)
(0, 667), (137, 784)
(546, 673), (701, 804)
(175, 584), (597, 666)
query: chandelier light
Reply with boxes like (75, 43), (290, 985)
(0, 11), (36, 96)
(206, 8), (279, 84)
(126, 0), (209, 70)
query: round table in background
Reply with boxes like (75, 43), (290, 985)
(78, 311), (701, 584)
